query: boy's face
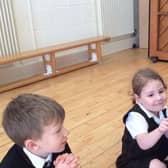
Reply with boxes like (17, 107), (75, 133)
(34, 121), (69, 157)
(136, 79), (167, 115)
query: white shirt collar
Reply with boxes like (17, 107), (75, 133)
(23, 147), (52, 168)
(137, 103), (155, 118)
(137, 102), (167, 124)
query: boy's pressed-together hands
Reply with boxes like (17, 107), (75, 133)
(54, 153), (80, 168)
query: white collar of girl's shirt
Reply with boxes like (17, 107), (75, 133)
(23, 147), (52, 168)
(137, 102), (167, 119)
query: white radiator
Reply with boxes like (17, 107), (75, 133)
(101, 0), (134, 38)
(0, 0), (19, 57)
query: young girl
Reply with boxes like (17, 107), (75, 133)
(116, 68), (168, 168)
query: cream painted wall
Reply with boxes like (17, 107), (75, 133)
(12, 0), (98, 51)
(12, 0), (134, 53)
(12, 0), (36, 51)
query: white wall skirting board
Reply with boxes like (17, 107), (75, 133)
(102, 35), (135, 56)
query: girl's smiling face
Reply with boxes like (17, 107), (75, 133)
(135, 79), (167, 115)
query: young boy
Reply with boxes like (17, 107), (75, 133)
(0, 93), (80, 168)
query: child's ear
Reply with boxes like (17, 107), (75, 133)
(134, 94), (140, 103)
(24, 139), (39, 151)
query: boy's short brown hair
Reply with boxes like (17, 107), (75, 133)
(2, 93), (65, 147)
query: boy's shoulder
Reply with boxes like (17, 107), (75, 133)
(0, 144), (34, 168)
(0, 143), (72, 168)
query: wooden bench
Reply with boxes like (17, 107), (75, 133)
(0, 36), (110, 93)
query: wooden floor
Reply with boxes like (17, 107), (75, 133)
(1, 48), (168, 167)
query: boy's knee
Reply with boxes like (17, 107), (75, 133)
(149, 159), (166, 168)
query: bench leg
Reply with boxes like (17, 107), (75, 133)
(88, 44), (92, 61)
(50, 52), (56, 75)
(88, 43), (98, 62)
(95, 43), (102, 62)
(42, 52), (56, 76)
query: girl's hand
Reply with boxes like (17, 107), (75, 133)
(158, 118), (168, 134)
(53, 153), (80, 168)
